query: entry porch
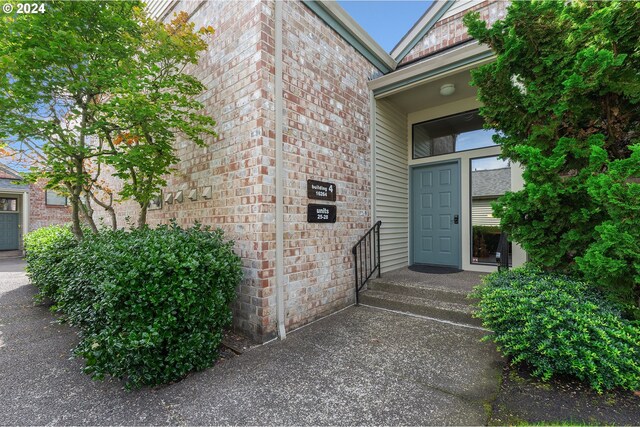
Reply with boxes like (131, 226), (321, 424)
(368, 41), (528, 276)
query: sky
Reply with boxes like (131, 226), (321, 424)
(337, 1), (433, 53)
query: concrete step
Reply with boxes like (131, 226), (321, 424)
(0, 250), (22, 259)
(359, 289), (483, 328)
(367, 278), (476, 306)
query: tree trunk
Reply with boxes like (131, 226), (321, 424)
(80, 193), (99, 233)
(70, 156), (86, 240)
(70, 195), (84, 241)
(107, 206), (118, 231)
(137, 201), (149, 229)
(89, 190), (118, 230)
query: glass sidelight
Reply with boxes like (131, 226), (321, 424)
(470, 156), (512, 265)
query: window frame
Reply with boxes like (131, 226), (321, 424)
(45, 190), (68, 207)
(411, 109), (498, 160)
(468, 154), (512, 267)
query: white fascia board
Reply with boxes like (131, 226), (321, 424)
(369, 41), (493, 97)
(145, 0), (179, 20)
(308, 1), (397, 73)
(0, 189), (28, 195)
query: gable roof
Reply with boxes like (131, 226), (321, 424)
(368, 39), (492, 97)
(0, 163), (22, 180)
(390, 1), (455, 63)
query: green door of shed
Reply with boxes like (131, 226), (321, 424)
(0, 213), (20, 250)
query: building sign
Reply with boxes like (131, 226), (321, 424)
(307, 204), (337, 223)
(307, 179), (336, 202)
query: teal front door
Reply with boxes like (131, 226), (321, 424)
(412, 162), (461, 267)
(0, 213), (20, 251)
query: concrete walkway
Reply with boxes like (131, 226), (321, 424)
(0, 257), (504, 425)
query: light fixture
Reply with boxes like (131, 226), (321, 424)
(440, 83), (456, 96)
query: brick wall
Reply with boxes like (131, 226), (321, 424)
(95, 0), (277, 341)
(399, 0), (508, 66)
(280, 1), (378, 328)
(96, 0), (379, 341)
(28, 181), (71, 231)
(156, 0), (276, 341)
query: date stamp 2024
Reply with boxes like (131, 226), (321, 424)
(2, 2), (46, 14)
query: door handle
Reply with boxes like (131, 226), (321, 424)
(453, 215), (459, 224)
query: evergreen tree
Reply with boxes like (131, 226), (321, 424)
(464, 1), (640, 311)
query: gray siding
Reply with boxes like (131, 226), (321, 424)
(0, 178), (29, 192)
(374, 99), (408, 273)
(472, 198), (500, 226)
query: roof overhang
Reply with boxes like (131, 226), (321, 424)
(0, 188), (29, 193)
(145, 0), (180, 20)
(0, 177), (29, 193)
(302, 1), (397, 74)
(369, 40), (493, 98)
(0, 164), (22, 181)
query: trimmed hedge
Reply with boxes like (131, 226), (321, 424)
(24, 224), (77, 302)
(473, 267), (640, 392)
(24, 223), (242, 388)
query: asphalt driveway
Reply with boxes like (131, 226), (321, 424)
(0, 257), (503, 425)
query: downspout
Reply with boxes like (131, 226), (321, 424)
(369, 92), (376, 226)
(274, 0), (286, 340)
(22, 191), (29, 253)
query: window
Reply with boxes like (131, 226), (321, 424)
(45, 190), (67, 206)
(0, 197), (18, 211)
(412, 110), (497, 159)
(470, 156), (512, 265)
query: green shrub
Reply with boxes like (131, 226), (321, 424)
(24, 224), (77, 302)
(465, 1), (640, 312)
(473, 267), (640, 392)
(28, 222), (242, 388)
(576, 146), (640, 317)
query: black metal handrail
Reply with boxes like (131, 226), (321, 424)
(496, 232), (510, 271)
(352, 220), (382, 305)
